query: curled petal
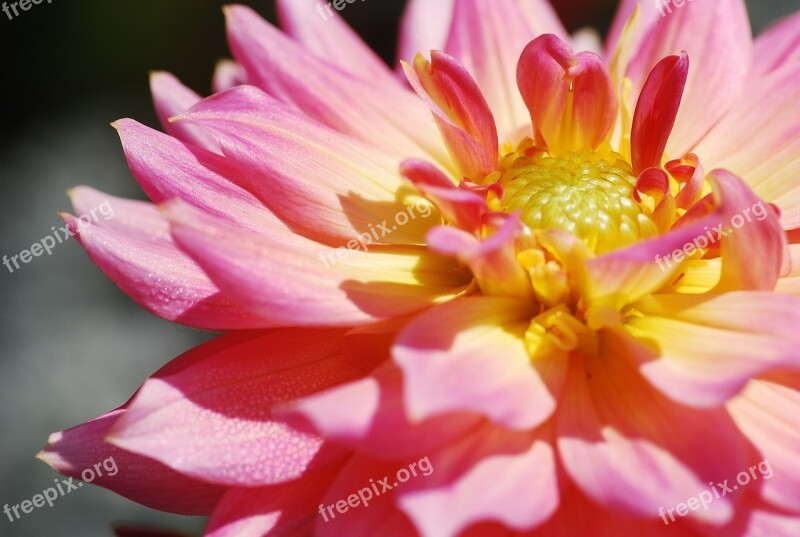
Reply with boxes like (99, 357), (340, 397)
(666, 153), (704, 210)
(114, 119), (285, 234)
(706, 170), (788, 291)
(631, 53), (689, 175)
(518, 35), (616, 153)
(427, 214), (532, 298)
(404, 52), (498, 181)
(400, 159), (489, 233)
(627, 0), (752, 157)
(634, 167), (676, 232)
(445, 0), (536, 136)
(397, 0), (456, 67)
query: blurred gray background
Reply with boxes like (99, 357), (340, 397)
(0, 1), (797, 535)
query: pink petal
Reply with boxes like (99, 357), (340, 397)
(114, 119), (286, 235)
(445, 0), (538, 137)
(396, 0), (456, 67)
(315, 456), (419, 537)
(173, 86), (437, 246)
(276, 0), (394, 84)
(165, 201), (469, 327)
(393, 296), (564, 430)
(533, 483), (704, 536)
(38, 408), (225, 515)
(605, 0), (664, 59)
(516, 0), (567, 39)
(623, 292), (800, 407)
(224, 5), (447, 166)
(69, 186), (172, 247)
(517, 35), (616, 153)
(705, 170), (787, 291)
(775, 243), (800, 295)
(631, 53), (689, 175)
(701, 501), (800, 536)
(400, 159), (488, 232)
(397, 425), (559, 536)
(728, 374), (800, 514)
(557, 330), (748, 524)
(212, 59), (248, 93)
(692, 66), (800, 229)
(149, 71), (218, 151)
(61, 212), (272, 330)
(584, 209), (721, 311)
(427, 215), (533, 298)
(627, 0), (752, 158)
(404, 51), (498, 181)
(753, 11), (800, 76)
(109, 330), (358, 487)
(205, 469), (338, 537)
(281, 361), (480, 460)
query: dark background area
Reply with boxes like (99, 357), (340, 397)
(0, 1), (797, 535)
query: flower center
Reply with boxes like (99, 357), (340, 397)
(496, 148), (658, 253)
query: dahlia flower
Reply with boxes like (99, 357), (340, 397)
(39, 0), (800, 535)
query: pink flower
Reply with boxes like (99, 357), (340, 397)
(40, 1), (800, 535)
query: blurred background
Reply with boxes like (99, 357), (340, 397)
(0, 0), (796, 535)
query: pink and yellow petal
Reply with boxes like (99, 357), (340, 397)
(275, 0), (395, 84)
(393, 296), (563, 430)
(557, 330), (748, 524)
(114, 119), (285, 235)
(627, 0), (752, 158)
(624, 292), (800, 407)
(727, 373), (800, 514)
(405, 51), (498, 182)
(224, 5), (448, 167)
(692, 66), (800, 229)
(165, 201), (469, 327)
(397, 425), (560, 536)
(173, 86), (439, 246)
(61, 212), (273, 330)
(517, 35), (616, 153)
(445, 0), (537, 137)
